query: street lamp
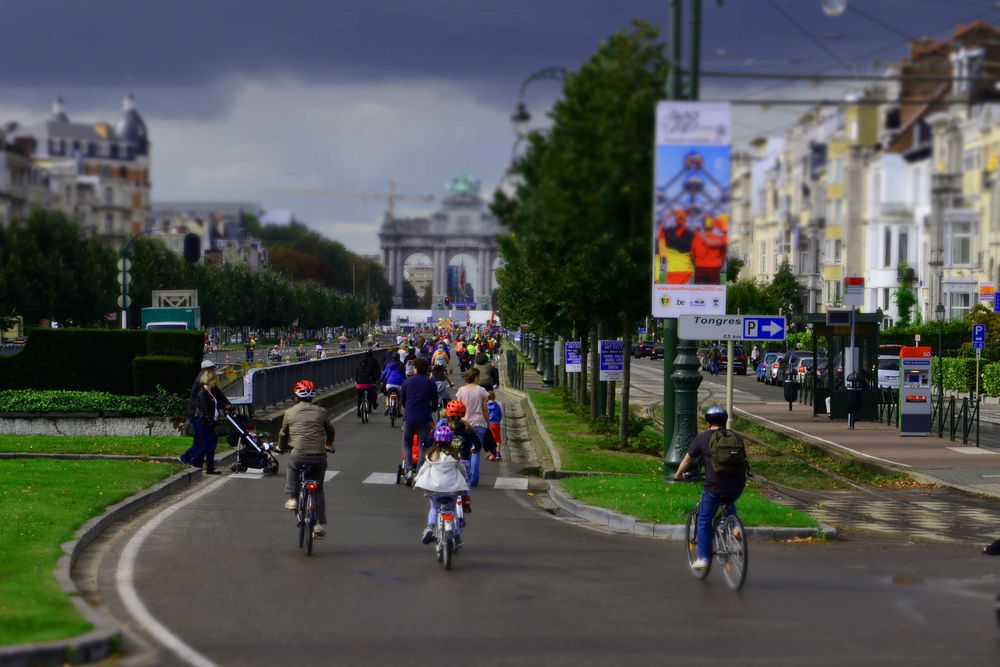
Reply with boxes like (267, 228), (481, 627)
(510, 103), (531, 139)
(935, 302), (946, 435)
(821, 0), (847, 16)
(510, 67), (568, 139)
(120, 230), (151, 329)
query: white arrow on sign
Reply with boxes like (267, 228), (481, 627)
(762, 320), (782, 337)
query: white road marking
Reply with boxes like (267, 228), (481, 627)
(116, 478), (230, 667)
(324, 470), (340, 481)
(227, 470), (264, 478)
(494, 477), (529, 490)
(946, 447), (997, 455)
(732, 406), (911, 468)
(363, 472), (399, 484)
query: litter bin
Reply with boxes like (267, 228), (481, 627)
(783, 371), (799, 411)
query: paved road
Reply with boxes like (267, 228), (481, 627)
(78, 392), (1000, 666)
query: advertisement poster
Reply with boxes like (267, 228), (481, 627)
(599, 340), (624, 382)
(652, 101), (730, 318)
(980, 283), (994, 305)
(565, 341), (582, 373)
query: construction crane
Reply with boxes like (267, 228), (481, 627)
(263, 180), (434, 218)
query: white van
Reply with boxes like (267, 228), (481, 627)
(145, 322), (190, 331)
(876, 355), (900, 389)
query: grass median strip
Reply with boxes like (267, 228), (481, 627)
(0, 434), (228, 458)
(0, 458), (184, 647)
(559, 475), (817, 528)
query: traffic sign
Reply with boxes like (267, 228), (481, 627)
(117, 294), (132, 309)
(679, 315), (785, 341)
(973, 323), (986, 350)
(118, 257), (132, 272)
(994, 292), (1000, 313)
(565, 341), (582, 373)
(843, 276), (864, 307)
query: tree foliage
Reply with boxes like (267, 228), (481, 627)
(492, 21), (668, 339)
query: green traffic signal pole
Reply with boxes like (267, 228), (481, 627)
(663, 0), (706, 476)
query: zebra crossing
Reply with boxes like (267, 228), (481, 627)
(227, 467), (528, 490)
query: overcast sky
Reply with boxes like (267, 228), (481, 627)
(2, 0), (998, 255)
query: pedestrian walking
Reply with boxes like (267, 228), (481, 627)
(486, 391), (503, 460)
(708, 344), (721, 376)
(750, 345), (761, 372)
(179, 368), (231, 474)
(456, 368), (492, 486)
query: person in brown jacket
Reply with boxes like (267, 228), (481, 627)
(277, 380), (336, 539)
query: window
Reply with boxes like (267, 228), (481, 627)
(64, 185), (72, 205)
(950, 221), (972, 266)
(760, 241), (765, 273)
(834, 240), (842, 263)
(898, 230), (908, 264)
(949, 292), (972, 319)
(965, 149), (976, 171)
(104, 213), (113, 234)
(882, 288), (891, 311)
(883, 228), (892, 268)
(104, 187), (113, 205)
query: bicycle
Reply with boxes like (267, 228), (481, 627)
(359, 390), (371, 424)
(430, 494), (463, 570)
(295, 464), (322, 556)
(682, 472), (748, 591)
(387, 388), (400, 428)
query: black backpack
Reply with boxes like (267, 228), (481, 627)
(709, 429), (747, 475)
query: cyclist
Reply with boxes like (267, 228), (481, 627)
(673, 405), (747, 571)
(414, 424), (469, 545)
(379, 352), (406, 415)
(400, 358), (439, 477)
(431, 357), (454, 406)
(355, 349), (380, 418)
(438, 400), (480, 512)
(277, 380), (336, 540)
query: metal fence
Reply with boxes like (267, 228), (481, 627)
(505, 350), (524, 390)
(931, 395), (981, 445)
(239, 348), (388, 414)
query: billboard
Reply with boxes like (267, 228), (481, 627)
(652, 101), (730, 318)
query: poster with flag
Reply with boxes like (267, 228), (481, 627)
(651, 101), (729, 318)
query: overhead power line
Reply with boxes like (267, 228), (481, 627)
(692, 69), (995, 83)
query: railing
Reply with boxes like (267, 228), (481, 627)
(931, 395), (981, 445)
(239, 348), (388, 414)
(505, 350), (524, 390)
(798, 373), (814, 406)
(875, 388), (897, 427)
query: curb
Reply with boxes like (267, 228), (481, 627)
(0, 450), (236, 667)
(499, 386), (561, 475)
(0, 453), (196, 463)
(546, 480), (836, 541)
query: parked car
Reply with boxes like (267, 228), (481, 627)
(768, 354), (787, 385)
(757, 352), (779, 382)
(876, 355), (900, 389)
(774, 351), (812, 386)
(632, 340), (660, 358)
(648, 343), (664, 360)
(795, 357), (826, 382)
(719, 345), (748, 375)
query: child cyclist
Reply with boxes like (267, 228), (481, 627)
(486, 391), (503, 461)
(438, 400), (481, 512)
(414, 424), (469, 545)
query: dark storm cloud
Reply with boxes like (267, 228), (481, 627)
(4, 0), (997, 116)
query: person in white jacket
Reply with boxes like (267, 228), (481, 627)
(414, 424), (469, 545)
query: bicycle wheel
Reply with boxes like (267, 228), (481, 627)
(297, 502), (306, 549)
(720, 515), (748, 591)
(685, 507), (710, 579)
(361, 397), (369, 424)
(305, 492), (315, 556)
(442, 533), (453, 570)
(389, 401), (396, 428)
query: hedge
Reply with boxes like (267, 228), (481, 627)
(0, 328), (203, 395)
(0, 388), (187, 416)
(983, 363), (1000, 397)
(133, 355), (198, 396)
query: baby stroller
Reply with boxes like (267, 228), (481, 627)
(226, 413), (279, 475)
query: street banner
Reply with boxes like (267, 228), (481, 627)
(599, 340), (624, 381)
(651, 101), (730, 318)
(980, 283), (995, 304)
(565, 341), (582, 373)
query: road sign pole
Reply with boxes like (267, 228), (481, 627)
(725, 339), (734, 428)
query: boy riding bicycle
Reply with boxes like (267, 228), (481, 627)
(673, 405), (747, 571)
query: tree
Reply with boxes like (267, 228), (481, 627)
(725, 257), (744, 283)
(492, 21), (669, 442)
(765, 261), (804, 321)
(725, 279), (776, 315)
(893, 261), (916, 326)
(401, 281), (419, 308)
(418, 282), (433, 309)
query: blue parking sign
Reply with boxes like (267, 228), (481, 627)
(974, 323), (986, 350)
(994, 292), (1000, 313)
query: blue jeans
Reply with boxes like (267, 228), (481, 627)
(180, 417), (202, 465)
(402, 421), (433, 472)
(469, 425), (489, 486)
(697, 490), (739, 561)
(181, 420), (218, 470)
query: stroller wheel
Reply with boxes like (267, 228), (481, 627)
(395, 465), (403, 485)
(230, 463), (241, 473)
(238, 464), (247, 473)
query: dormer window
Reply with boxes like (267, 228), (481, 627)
(951, 46), (984, 97)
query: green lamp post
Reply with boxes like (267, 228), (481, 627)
(935, 302), (945, 436)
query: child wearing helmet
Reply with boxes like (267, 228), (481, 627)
(413, 424), (469, 545)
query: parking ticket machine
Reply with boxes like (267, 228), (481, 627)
(899, 346), (932, 436)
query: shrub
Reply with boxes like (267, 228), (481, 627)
(0, 387), (187, 416)
(133, 355), (198, 396)
(982, 363), (1000, 397)
(943, 357), (977, 392)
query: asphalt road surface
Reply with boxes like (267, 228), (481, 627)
(78, 391), (1000, 667)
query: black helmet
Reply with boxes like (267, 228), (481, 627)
(704, 405), (728, 427)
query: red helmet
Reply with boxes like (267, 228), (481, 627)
(293, 379), (317, 399)
(445, 400), (466, 417)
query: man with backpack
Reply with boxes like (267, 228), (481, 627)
(673, 405), (747, 572)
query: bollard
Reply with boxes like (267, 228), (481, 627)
(783, 372), (799, 411)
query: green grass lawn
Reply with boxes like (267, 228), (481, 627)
(0, 459), (183, 646)
(560, 475), (818, 528)
(0, 435), (229, 457)
(528, 390), (662, 475)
